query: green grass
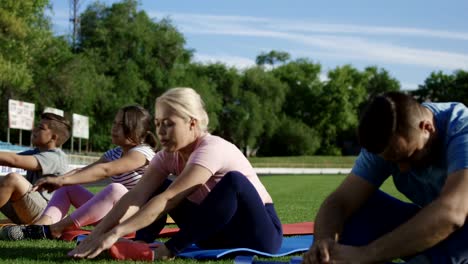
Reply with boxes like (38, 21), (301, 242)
(249, 156), (357, 168)
(0, 175), (403, 263)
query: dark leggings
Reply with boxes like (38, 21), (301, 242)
(339, 190), (468, 264)
(136, 171), (283, 255)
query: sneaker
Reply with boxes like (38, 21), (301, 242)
(0, 225), (26, 240)
(24, 225), (49, 239)
(0, 225), (48, 240)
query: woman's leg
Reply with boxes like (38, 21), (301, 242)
(134, 179), (172, 243)
(165, 171), (283, 255)
(36, 185), (95, 225)
(66, 183), (128, 227)
(47, 183), (127, 238)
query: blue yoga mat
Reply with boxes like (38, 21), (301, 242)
(177, 235), (314, 259)
(234, 255), (303, 264)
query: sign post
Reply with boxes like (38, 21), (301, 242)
(8, 99), (35, 145)
(72, 113), (89, 153)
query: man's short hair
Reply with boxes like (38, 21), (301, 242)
(357, 92), (422, 154)
(40, 113), (71, 147)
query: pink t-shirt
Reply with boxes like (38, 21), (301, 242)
(150, 134), (273, 205)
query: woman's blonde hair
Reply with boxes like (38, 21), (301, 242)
(156, 87), (209, 132)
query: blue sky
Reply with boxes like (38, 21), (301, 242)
(48, 0), (468, 90)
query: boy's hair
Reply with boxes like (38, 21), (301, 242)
(357, 92), (423, 154)
(41, 112), (71, 147)
(119, 105), (158, 149)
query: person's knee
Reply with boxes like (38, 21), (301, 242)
(105, 183), (128, 200)
(224, 171), (246, 182)
(0, 173), (27, 189)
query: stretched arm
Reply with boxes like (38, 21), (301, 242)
(113, 164), (211, 237)
(33, 150), (149, 192)
(70, 163), (212, 259)
(0, 151), (41, 171)
(360, 169), (468, 262)
(303, 174), (377, 264)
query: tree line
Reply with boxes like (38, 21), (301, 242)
(1, 0), (467, 156)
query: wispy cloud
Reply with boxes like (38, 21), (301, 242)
(400, 82), (420, 91)
(149, 12), (468, 70)
(151, 12), (468, 41)
(194, 54), (256, 69)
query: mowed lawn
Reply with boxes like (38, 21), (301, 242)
(0, 175), (405, 263)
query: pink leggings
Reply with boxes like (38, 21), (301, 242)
(41, 183), (128, 227)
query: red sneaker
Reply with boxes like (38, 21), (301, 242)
(109, 240), (155, 261)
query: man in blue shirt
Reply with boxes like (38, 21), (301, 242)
(303, 92), (468, 263)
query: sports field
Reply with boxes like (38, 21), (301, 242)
(0, 174), (405, 263)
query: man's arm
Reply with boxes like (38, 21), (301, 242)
(315, 174), (377, 241)
(363, 169), (468, 262)
(0, 151), (41, 171)
(303, 174), (377, 264)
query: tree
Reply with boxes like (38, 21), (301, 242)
(239, 67), (288, 155)
(317, 65), (367, 155)
(411, 70), (468, 106)
(0, 0), (52, 142)
(256, 50), (291, 67)
(363, 66), (400, 98)
(258, 117), (320, 156)
(76, 0), (192, 150)
(272, 58), (323, 124)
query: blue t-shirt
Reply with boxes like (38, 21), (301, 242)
(352, 102), (468, 207)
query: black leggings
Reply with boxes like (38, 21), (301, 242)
(135, 171), (283, 255)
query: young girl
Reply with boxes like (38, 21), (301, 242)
(69, 87), (283, 261)
(4, 105), (157, 240)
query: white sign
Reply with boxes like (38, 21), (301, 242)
(8, 99), (35, 130)
(43, 107), (64, 117)
(72, 113), (89, 139)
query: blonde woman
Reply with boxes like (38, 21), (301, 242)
(69, 88), (283, 261)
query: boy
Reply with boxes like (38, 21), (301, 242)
(0, 112), (70, 225)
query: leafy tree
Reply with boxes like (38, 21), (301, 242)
(239, 67), (288, 154)
(256, 50), (291, 67)
(259, 117), (320, 156)
(0, 0), (52, 142)
(363, 66), (400, 98)
(166, 62), (223, 132)
(76, 0), (192, 150)
(411, 70), (468, 106)
(272, 58), (323, 125)
(318, 65), (367, 155)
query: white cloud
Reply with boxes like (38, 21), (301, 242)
(194, 54), (256, 69)
(400, 82), (420, 91)
(149, 12), (468, 71)
(48, 9), (468, 72)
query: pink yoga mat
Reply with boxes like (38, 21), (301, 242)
(60, 222), (314, 241)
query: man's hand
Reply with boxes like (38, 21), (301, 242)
(303, 240), (374, 264)
(302, 238), (337, 264)
(327, 244), (374, 264)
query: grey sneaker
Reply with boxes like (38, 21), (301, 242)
(0, 225), (25, 240)
(0, 225), (48, 240)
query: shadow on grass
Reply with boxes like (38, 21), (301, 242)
(0, 241), (114, 263)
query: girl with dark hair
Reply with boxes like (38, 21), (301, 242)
(2, 105), (157, 240)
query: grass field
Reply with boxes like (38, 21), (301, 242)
(0, 175), (404, 263)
